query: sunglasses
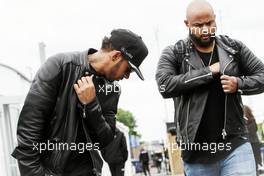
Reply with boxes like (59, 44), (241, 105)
(124, 62), (134, 77)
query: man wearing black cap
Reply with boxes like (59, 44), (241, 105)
(12, 29), (148, 176)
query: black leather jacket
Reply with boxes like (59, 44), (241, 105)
(156, 36), (264, 144)
(12, 49), (120, 176)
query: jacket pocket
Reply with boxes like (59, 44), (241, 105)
(226, 94), (245, 133)
(51, 150), (61, 170)
(43, 139), (63, 173)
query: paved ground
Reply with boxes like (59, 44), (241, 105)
(135, 173), (264, 176)
(134, 167), (264, 176)
(134, 167), (184, 176)
(135, 172), (183, 176)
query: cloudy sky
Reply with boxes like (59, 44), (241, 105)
(1, 0), (264, 142)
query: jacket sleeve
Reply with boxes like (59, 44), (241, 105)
(155, 45), (213, 98)
(235, 40), (264, 95)
(100, 128), (128, 164)
(82, 89), (120, 148)
(120, 132), (128, 161)
(12, 55), (62, 176)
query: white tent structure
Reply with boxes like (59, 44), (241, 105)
(0, 63), (31, 176)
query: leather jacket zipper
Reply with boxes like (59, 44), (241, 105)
(184, 59), (213, 84)
(222, 96), (228, 140)
(184, 72), (212, 83)
(185, 96), (191, 142)
(222, 57), (234, 139)
(185, 59), (196, 69)
(82, 104), (87, 118)
(185, 65), (191, 142)
(80, 103), (100, 175)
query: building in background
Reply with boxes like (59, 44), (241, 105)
(0, 63), (31, 176)
(166, 122), (184, 175)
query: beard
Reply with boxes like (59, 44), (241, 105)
(107, 59), (124, 81)
(189, 30), (215, 48)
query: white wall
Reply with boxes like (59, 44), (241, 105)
(0, 65), (30, 176)
(0, 67), (30, 96)
(242, 94), (264, 123)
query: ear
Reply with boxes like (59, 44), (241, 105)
(184, 20), (189, 27)
(110, 50), (122, 62)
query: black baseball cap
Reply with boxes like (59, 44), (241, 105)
(109, 29), (148, 80)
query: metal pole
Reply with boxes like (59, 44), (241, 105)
(38, 42), (46, 65)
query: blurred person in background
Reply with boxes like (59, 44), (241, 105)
(139, 148), (151, 176)
(244, 105), (262, 175)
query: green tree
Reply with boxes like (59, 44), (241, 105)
(116, 108), (141, 137)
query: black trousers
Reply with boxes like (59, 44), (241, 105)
(109, 163), (125, 176)
(142, 162), (150, 176)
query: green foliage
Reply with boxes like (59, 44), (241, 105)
(116, 108), (141, 137)
(257, 123), (264, 141)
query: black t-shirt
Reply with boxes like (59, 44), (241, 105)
(182, 46), (246, 163)
(197, 46), (225, 142)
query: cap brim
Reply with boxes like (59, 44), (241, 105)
(128, 61), (144, 80)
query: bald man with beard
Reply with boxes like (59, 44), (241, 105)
(156, 0), (264, 175)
